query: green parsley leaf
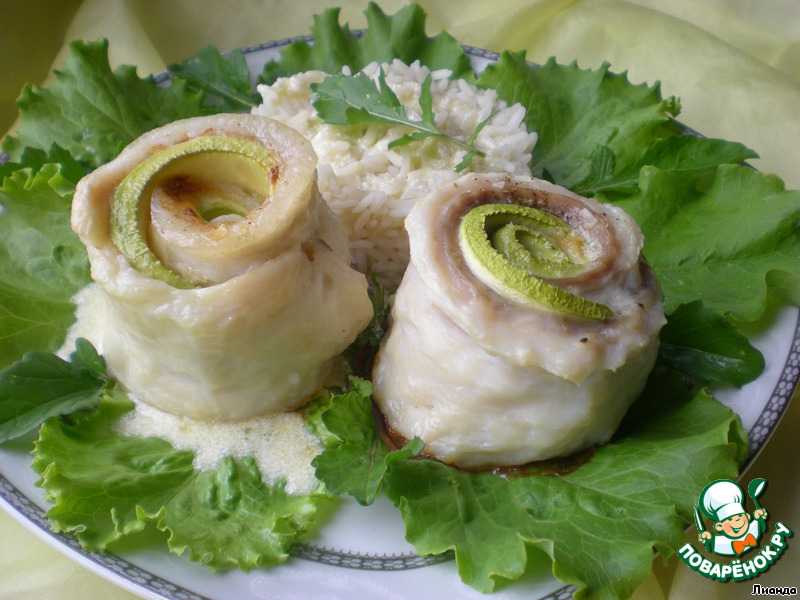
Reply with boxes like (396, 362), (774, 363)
(311, 69), (409, 127)
(311, 70), (488, 171)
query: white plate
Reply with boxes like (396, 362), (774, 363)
(1, 39), (798, 600)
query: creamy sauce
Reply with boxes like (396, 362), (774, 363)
(114, 400), (322, 495)
(61, 284), (323, 496)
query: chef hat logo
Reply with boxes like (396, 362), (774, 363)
(699, 479), (746, 522)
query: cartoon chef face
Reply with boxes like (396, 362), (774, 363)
(714, 511), (751, 539)
(700, 479), (750, 539)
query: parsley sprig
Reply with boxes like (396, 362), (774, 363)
(310, 69), (496, 171)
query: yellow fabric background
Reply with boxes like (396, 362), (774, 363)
(1, 1), (799, 599)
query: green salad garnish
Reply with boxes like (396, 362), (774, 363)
(1, 3), (798, 599)
(310, 69), (494, 171)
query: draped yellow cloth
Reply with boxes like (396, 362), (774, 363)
(1, 1), (799, 599)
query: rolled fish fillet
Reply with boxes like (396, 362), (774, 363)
(71, 114), (373, 421)
(372, 173), (666, 468)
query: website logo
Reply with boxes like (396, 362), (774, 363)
(678, 478), (792, 582)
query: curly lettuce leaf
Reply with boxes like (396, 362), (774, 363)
(0, 339), (107, 443)
(0, 164), (90, 369)
(313, 373), (747, 599)
(0, 144), (86, 185)
(658, 301), (765, 387)
(1, 3), (792, 385)
(151, 456), (328, 570)
(588, 134), (758, 196)
(608, 164), (800, 320)
(33, 389), (195, 549)
(475, 53), (682, 191)
(260, 2), (472, 83)
(475, 49), (792, 328)
(167, 45), (257, 112)
(310, 378), (422, 505)
(2, 39), (209, 170)
(32, 389), (330, 570)
(0, 4), (795, 596)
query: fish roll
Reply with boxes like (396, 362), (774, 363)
(372, 173), (665, 468)
(70, 114), (373, 420)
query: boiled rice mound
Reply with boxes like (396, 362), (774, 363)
(253, 59), (537, 288)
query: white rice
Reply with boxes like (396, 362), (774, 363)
(253, 59), (537, 288)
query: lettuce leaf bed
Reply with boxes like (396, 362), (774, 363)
(1, 3), (798, 599)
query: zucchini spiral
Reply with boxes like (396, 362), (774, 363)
(71, 114), (373, 420)
(372, 173), (665, 468)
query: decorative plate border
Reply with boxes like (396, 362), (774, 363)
(1, 34), (798, 600)
(745, 315), (800, 460)
(0, 475), (211, 600)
